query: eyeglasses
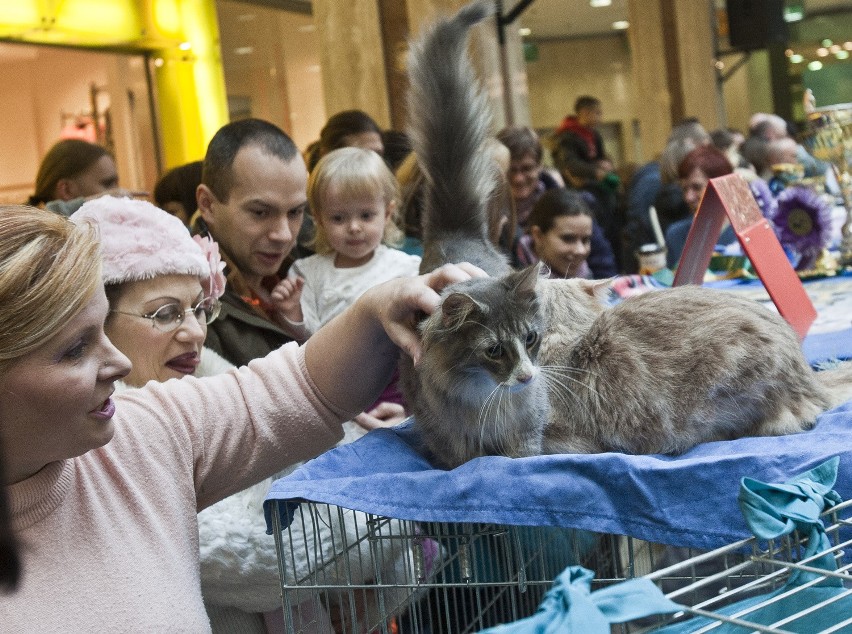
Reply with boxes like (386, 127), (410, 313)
(111, 297), (221, 332)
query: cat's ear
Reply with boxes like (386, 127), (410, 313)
(441, 292), (483, 331)
(511, 263), (542, 299)
(577, 278), (612, 304)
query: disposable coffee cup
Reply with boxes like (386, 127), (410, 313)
(636, 243), (667, 274)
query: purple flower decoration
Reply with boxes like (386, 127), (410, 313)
(749, 178), (777, 218)
(768, 186), (833, 271)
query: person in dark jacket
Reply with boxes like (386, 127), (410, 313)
(192, 118), (307, 368)
(551, 96), (622, 266)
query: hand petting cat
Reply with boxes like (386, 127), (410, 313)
(270, 275), (310, 342)
(354, 402), (409, 430)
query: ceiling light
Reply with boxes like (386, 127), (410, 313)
(807, 60), (823, 71)
(829, 44), (841, 53)
(821, 39), (833, 47)
(817, 47), (829, 57)
(785, 48), (794, 57)
(845, 42), (852, 50)
(789, 54), (804, 63)
(590, 0), (612, 7)
(612, 20), (629, 30)
(783, 9), (803, 22)
(836, 50), (850, 60)
(234, 46), (254, 55)
(178, 41), (191, 51)
(519, 27), (531, 36)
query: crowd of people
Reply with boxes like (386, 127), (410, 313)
(1, 94), (835, 630)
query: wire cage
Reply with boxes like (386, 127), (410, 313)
(625, 497), (852, 633)
(269, 498), (852, 634)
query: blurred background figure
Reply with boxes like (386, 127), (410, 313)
(664, 145), (734, 268)
(710, 127), (748, 171)
(551, 95), (622, 262)
(515, 188), (596, 279)
(380, 129), (412, 172)
(309, 109), (384, 172)
(747, 112), (826, 179)
(153, 160), (203, 227)
(498, 125), (616, 277)
(28, 139), (124, 215)
(623, 119), (710, 270)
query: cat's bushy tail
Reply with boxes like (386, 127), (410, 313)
(817, 361), (852, 409)
(406, 1), (496, 252)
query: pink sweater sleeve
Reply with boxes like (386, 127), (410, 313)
(116, 342), (350, 510)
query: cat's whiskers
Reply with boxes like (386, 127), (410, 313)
(479, 384), (504, 455)
(540, 364), (602, 397)
(540, 372), (583, 414)
(540, 368), (598, 422)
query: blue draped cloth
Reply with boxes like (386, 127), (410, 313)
(265, 399), (852, 551)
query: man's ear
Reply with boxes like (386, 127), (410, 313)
(55, 178), (77, 202)
(196, 184), (216, 226)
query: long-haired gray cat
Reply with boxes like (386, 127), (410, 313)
(401, 1), (852, 469)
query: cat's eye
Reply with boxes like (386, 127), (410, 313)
(525, 332), (539, 348)
(486, 343), (504, 359)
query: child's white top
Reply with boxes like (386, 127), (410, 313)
(289, 245), (421, 334)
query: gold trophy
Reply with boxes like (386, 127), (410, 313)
(801, 93), (852, 266)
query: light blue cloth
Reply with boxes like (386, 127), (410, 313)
(653, 457), (849, 633)
(480, 566), (683, 633)
(738, 455), (842, 586)
(265, 401), (852, 551)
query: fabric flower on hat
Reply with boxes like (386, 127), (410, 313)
(768, 186), (833, 271)
(193, 235), (227, 299)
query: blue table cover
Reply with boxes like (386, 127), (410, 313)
(265, 402), (852, 551)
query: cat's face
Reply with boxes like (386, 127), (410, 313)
(422, 265), (544, 392)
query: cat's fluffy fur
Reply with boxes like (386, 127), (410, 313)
(537, 280), (852, 455)
(402, 1), (852, 470)
(400, 1), (551, 468)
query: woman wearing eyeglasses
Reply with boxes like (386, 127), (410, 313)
(74, 198), (436, 631)
(75, 198), (288, 630)
(0, 199), (474, 630)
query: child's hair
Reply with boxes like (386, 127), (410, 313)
(527, 188), (593, 234)
(307, 147), (403, 254)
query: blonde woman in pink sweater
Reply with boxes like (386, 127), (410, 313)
(0, 204), (479, 631)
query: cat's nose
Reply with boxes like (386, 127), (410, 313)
(517, 372), (533, 384)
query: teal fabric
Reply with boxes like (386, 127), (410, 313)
(653, 457), (849, 633)
(479, 566), (683, 633)
(738, 455), (842, 586)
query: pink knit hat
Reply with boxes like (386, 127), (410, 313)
(70, 196), (226, 298)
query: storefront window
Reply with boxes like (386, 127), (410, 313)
(217, 0), (326, 152)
